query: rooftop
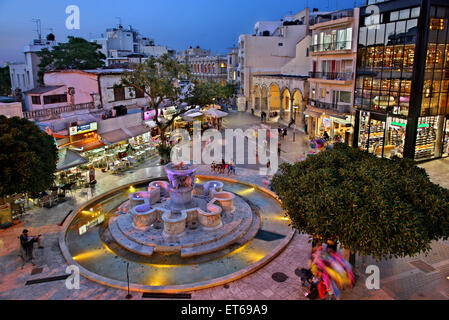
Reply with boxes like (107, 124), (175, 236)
(24, 85), (65, 94)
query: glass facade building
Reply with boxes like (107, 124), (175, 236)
(353, 0), (449, 160)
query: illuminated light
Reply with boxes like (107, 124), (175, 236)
(280, 216), (290, 221)
(238, 187), (255, 195)
(102, 243), (115, 255)
(129, 186), (136, 192)
(146, 269), (169, 286)
(72, 249), (104, 261)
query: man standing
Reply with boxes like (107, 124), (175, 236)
(20, 229), (43, 266)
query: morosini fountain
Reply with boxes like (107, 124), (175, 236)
(60, 161), (294, 292)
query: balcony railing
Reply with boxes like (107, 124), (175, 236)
(309, 71), (353, 81)
(23, 102), (95, 120)
(310, 99), (352, 114)
(310, 41), (352, 53)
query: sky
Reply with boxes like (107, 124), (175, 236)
(0, 0), (361, 65)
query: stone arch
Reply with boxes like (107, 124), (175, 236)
(260, 85), (268, 111)
(253, 85), (261, 111)
(201, 64), (204, 73)
(281, 88), (291, 122)
(268, 83), (281, 115)
(292, 89), (304, 126)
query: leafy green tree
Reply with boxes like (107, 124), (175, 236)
(0, 65), (11, 96)
(37, 36), (106, 84)
(219, 82), (237, 102)
(271, 143), (449, 262)
(0, 116), (58, 200)
(121, 55), (221, 163)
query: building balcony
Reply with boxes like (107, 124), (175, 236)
(309, 71), (353, 81)
(23, 102), (95, 120)
(309, 99), (352, 114)
(310, 41), (352, 53)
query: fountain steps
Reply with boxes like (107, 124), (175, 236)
(115, 213), (244, 248)
(180, 210), (256, 258)
(108, 216), (155, 256)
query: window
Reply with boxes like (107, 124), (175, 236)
(390, 11), (399, 21)
(411, 7), (420, 18)
(43, 94), (67, 105)
(321, 89), (326, 98)
(340, 91), (351, 103)
(31, 96), (41, 105)
(113, 86), (125, 101)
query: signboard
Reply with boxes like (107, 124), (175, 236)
(143, 109), (161, 121)
(69, 122), (98, 136)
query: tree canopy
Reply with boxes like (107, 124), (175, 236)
(37, 36), (106, 84)
(271, 143), (449, 260)
(121, 54), (222, 136)
(0, 116), (58, 197)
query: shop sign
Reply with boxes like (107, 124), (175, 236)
(70, 122), (98, 136)
(143, 109), (161, 120)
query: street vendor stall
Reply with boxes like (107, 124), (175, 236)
(203, 108), (228, 130)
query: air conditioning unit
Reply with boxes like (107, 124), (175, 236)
(68, 87), (75, 95)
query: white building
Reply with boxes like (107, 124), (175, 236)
(91, 25), (174, 66)
(9, 36), (56, 109)
(237, 8), (328, 110)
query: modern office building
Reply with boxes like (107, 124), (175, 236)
(353, 0), (449, 160)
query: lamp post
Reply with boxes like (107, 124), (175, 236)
(293, 105), (299, 142)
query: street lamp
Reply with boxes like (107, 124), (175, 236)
(293, 105), (299, 142)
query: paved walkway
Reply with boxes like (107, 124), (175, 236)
(0, 112), (448, 300)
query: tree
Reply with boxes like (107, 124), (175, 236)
(121, 55), (221, 163)
(219, 82), (237, 103)
(0, 65), (11, 96)
(37, 36), (106, 84)
(271, 143), (449, 262)
(0, 116), (58, 201)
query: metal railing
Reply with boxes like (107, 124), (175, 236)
(310, 41), (352, 52)
(23, 102), (95, 120)
(310, 99), (352, 114)
(309, 71), (353, 81)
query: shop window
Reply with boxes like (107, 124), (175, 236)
(43, 94), (67, 105)
(31, 96), (41, 105)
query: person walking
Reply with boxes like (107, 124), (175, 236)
(283, 127), (287, 139)
(277, 126), (282, 140)
(277, 141), (281, 156)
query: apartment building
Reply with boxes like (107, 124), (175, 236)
(306, 8), (360, 144)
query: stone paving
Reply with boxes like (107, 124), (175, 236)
(0, 111), (448, 300)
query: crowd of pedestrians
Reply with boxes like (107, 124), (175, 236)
(211, 159), (236, 175)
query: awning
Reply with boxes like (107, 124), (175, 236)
(56, 149), (87, 171)
(203, 108), (228, 118)
(124, 124), (150, 137)
(99, 129), (132, 145)
(304, 109), (323, 118)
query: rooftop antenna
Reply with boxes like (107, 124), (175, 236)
(32, 18), (42, 42)
(116, 17), (122, 28)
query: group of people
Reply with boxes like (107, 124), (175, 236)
(277, 126), (288, 140)
(300, 241), (355, 300)
(211, 159), (236, 175)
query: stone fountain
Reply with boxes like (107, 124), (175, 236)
(108, 161), (258, 258)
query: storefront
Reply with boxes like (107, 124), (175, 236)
(69, 122), (104, 152)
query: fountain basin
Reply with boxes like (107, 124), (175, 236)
(129, 191), (147, 207)
(162, 211), (187, 236)
(211, 191), (235, 214)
